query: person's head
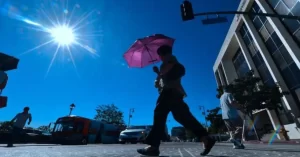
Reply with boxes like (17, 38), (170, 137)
(157, 45), (172, 62)
(23, 107), (30, 113)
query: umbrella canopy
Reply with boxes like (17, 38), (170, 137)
(123, 34), (175, 68)
(0, 52), (19, 71)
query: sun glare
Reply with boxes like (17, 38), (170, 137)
(50, 26), (75, 45)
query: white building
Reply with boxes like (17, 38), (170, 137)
(213, 0), (300, 139)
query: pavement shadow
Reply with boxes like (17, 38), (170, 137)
(245, 148), (300, 153)
(141, 156), (228, 157)
(0, 144), (58, 148)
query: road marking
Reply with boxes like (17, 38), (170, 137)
(184, 148), (196, 157)
(178, 148), (184, 157)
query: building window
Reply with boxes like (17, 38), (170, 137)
(232, 49), (250, 78)
(215, 71), (221, 86)
(251, 1), (300, 109)
(218, 64), (227, 86)
(250, 1), (300, 90)
(266, 0), (300, 45)
(239, 23), (275, 87)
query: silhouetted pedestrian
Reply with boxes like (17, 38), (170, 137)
(137, 45), (215, 156)
(7, 107), (32, 147)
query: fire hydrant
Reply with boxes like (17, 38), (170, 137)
(280, 128), (290, 141)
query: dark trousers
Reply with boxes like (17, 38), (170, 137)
(145, 89), (208, 147)
(8, 127), (23, 146)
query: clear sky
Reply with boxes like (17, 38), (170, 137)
(0, 0), (240, 132)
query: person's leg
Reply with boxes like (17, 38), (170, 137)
(224, 119), (244, 149)
(170, 93), (215, 156)
(137, 91), (170, 156)
(7, 127), (14, 147)
(224, 119), (237, 146)
(7, 127), (20, 147)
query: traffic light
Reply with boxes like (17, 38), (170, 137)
(180, 1), (195, 21)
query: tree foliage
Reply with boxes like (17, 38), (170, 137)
(0, 121), (12, 132)
(205, 107), (226, 134)
(94, 104), (125, 125)
(37, 125), (51, 132)
(216, 70), (288, 116)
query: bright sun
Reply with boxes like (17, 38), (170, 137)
(50, 26), (75, 45)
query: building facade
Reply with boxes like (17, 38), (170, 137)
(213, 0), (300, 139)
(171, 126), (186, 139)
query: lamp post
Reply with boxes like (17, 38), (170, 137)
(128, 108), (134, 127)
(199, 106), (208, 128)
(180, 0), (300, 25)
(69, 103), (75, 116)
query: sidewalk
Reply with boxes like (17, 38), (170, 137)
(243, 139), (300, 145)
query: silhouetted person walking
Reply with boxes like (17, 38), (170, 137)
(7, 107), (32, 147)
(137, 45), (215, 156)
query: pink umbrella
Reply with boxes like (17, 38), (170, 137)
(123, 34), (175, 68)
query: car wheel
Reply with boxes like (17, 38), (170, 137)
(120, 141), (126, 144)
(131, 141), (137, 144)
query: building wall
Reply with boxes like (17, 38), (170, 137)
(171, 126), (186, 138)
(213, 0), (300, 139)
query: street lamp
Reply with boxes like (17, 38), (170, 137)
(128, 108), (134, 127)
(69, 103), (75, 116)
(180, 0), (300, 25)
(199, 106), (208, 128)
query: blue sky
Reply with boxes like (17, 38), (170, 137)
(0, 0), (240, 132)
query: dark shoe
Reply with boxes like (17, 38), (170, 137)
(233, 144), (245, 149)
(200, 137), (216, 156)
(229, 138), (242, 146)
(7, 144), (13, 147)
(137, 146), (160, 156)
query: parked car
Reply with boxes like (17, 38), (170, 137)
(119, 126), (148, 144)
(22, 128), (52, 143)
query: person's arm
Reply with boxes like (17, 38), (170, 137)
(28, 114), (32, 125)
(10, 113), (19, 123)
(160, 60), (175, 75)
(228, 94), (240, 109)
(154, 78), (160, 88)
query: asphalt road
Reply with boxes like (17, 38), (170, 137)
(0, 142), (299, 157)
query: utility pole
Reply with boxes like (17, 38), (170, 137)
(199, 106), (208, 128)
(128, 108), (134, 127)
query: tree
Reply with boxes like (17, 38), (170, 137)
(205, 107), (226, 134)
(37, 125), (51, 132)
(216, 70), (290, 140)
(0, 121), (12, 132)
(94, 104), (125, 125)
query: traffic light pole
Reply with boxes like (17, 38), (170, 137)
(194, 11), (300, 20)
(180, 1), (300, 23)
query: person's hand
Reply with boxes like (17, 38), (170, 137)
(153, 66), (159, 74)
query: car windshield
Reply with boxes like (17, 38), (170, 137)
(53, 122), (74, 132)
(127, 126), (146, 129)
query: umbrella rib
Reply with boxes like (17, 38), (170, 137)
(145, 46), (155, 63)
